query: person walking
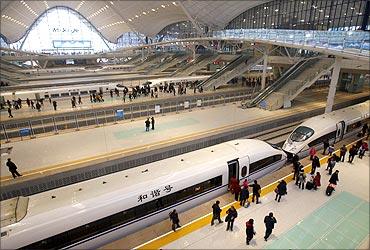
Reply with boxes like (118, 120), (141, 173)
(323, 139), (329, 155)
(340, 145), (347, 162)
(151, 117), (155, 130)
(225, 206), (238, 231)
(145, 118), (150, 132)
(211, 200), (223, 226)
(313, 172), (321, 190)
(246, 219), (256, 245)
(275, 180), (287, 202)
(309, 146), (316, 160)
(239, 186), (250, 207)
(293, 161), (302, 185)
(264, 212), (277, 241)
(326, 156), (336, 175)
(78, 95), (82, 105)
(328, 144), (335, 156)
(52, 100), (57, 111)
(311, 155), (320, 175)
(36, 102), (41, 112)
(348, 145), (357, 163)
(7, 107), (13, 118)
(169, 209), (181, 232)
(297, 170), (306, 190)
(249, 180), (261, 204)
(329, 170), (339, 186)
(6, 158), (22, 178)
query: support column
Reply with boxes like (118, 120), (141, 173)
(261, 53), (268, 90)
(325, 57), (342, 113)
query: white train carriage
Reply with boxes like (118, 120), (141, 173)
(0, 139), (286, 249)
(283, 101), (370, 158)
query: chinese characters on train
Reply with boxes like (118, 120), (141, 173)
(137, 185), (173, 203)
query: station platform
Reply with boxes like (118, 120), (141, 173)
(0, 89), (368, 184)
(124, 140), (369, 250)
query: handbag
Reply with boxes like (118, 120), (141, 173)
(274, 188), (278, 194)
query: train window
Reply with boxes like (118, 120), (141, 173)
(80, 91), (88, 95)
(24, 175), (222, 249)
(241, 166), (247, 177)
(346, 122), (362, 133)
(290, 126), (314, 142)
(44, 94), (49, 98)
(249, 155), (282, 174)
(89, 90), (97, 93)
(51, 94), (60, 98)
(71, 92), (78, 96)
(307, 131), (337, 147)
(61, 93), (70, 97)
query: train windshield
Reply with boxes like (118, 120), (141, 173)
(290, 126), (314, 142)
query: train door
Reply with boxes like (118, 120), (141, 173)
(227, 159), (240, 184)
(238, 156), (250, 181)
(335, 121), (345, 143)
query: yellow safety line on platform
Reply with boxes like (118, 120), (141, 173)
(134, 140), (362, 250)
(1, 106), (309, 182)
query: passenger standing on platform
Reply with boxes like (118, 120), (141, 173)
(242, 179), (249, 189)
(233, 184), (241, 201)
(52, 101), (57, 111)
(7, 107), (13, 118)
(358, 142), (367, 159)
(31, 100), (35, 109)
(323, 139), (329, 155)
(249, 180), (261, 204)
(71, 98), (76, 108)
(298, 170), (306, 190)
(246, 219), (256, 245)
(35, 102), (41, 112)
(211, 200), (223, 226)
(264, 212), (277, 241)
(26, 98), (30, 107)
(90, 94), (93, 103)
(313, 172), (321, 190)
(145, 118), (150, 132)
(328, 144), (335, 156)
(275, 180), (287, 202)
(239, 186), (250, 207)
(362, 123), (368, 137)
(151, 117), (155, 130)
(329, 170), (339, 187)
(169, 209), (181, 232)
(309, 146), (316, 160)
(348, 145), (357, 163)
(6, 158), (22, 178)
(311, 155), (320, 175)
(78, 95), (82, 105)
(49, 97), (52, 104)
(326, 156), (336, 175)
(293, 161), (302, 185)
(225, 206), (237, 231)
(340, 145), (347, 162)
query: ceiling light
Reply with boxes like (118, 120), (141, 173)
(151, 8), (156, 11)
(110, 1), (114, 5)
(161, 5), (166, 8)
(128, 18), (132, 21)
(172, 2), (177, 5)
(135, 15), (138, 17)
(142, 11), (147, 15)
(275, 9), (279, 12)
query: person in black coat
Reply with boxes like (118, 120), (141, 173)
(151, 117), (155, 130)
(145, 118), (150, 131)
(264, 212), (277, 241)
(6, 158), (22, 178)
(225, 206), (238, 231)
(7, 107), (13, 118)
(211, 200), (223, 225)
(275, 180), (287, 202)
(348, 145), (357, 163)
(293, 161), (302, 184)
(239, 186), (250, 207)
(311, 156), (320, 175)
(323, 139), (330, 155)
(169, 209), (181, 232)
(249, 180), (261, 204)
(329, 170), (339, 185)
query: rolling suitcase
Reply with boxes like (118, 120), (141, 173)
(306, 181), (313, 190)
(326, 184), (335, 196)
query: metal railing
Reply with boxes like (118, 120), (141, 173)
(0, 90), (252, 142)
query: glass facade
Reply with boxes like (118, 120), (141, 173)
(156, 21), (207, 42)
(226, 0), (369, 31)
(10, 7), (115, 54)
(116, 32), (145, 48)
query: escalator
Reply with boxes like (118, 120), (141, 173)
(246, 58), (316, 108)
(196, 54), (249, 90)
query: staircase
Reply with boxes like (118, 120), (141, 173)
(197, 54), (258, 90)
(176, 54), (221, 76)
(147, 54), (188, 74)
(134, 53), (167, 70)
(260, 58), (335, 110)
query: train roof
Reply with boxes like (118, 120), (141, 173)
(299, 101), (369, 131)
(3, 139), (278, 221)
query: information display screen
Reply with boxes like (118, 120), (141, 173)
(53, 40), (91, 48)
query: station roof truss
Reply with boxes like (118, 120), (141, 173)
(0, 0), (268, 43)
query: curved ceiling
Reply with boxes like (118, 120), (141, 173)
(1, 1), (270, 43)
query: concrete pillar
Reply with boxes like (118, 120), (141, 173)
(325, 57), (342, 113)
(261, 53), (268, 90)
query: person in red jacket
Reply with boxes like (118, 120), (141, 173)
(246, 219), (256, 245)
(313, 172), (321, 190)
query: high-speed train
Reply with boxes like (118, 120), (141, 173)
(0, 75), (209, 102)
(0, 139), (286, 249)
(283, 101), (369, 158)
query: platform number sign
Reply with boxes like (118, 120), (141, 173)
(137, 185), (173, 203)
